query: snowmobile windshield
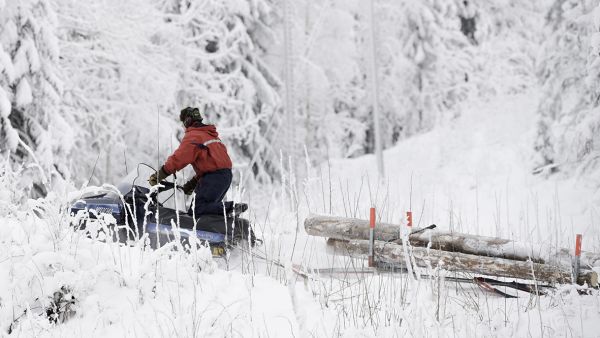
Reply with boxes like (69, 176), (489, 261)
(116, 165), (155, 195)
(116, 164), (188, 212)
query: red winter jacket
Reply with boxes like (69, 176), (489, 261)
(163, 124), (232, 179)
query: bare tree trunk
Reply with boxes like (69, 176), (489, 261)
(367, 0), (384, 178)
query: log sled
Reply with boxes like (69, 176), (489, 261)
(304, 214), (599, 289)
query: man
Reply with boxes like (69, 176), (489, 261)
(148, 107), (247, 216)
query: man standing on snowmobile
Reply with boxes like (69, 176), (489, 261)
(148, 107), (246, 216)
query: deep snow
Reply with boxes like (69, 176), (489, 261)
(1, 89), (600, 337)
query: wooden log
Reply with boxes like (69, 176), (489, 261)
(327, 239), (598, 286)
(306, 214), (600, 269)
(305, 214), (400, 241)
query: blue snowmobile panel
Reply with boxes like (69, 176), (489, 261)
(69, 182), (254, 249)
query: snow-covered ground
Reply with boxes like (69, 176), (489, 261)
(313, 89), (600, 248)
(1, 88), (600, 337)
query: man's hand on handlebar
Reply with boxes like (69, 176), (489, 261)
(148, 167), (169, 186)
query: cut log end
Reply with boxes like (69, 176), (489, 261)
(577, 271), (599, 288)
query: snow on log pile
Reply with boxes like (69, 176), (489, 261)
(305, 215), (599, 286)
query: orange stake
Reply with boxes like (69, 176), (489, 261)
(369, 207), (375, 267)
(574, 234), (583, 283)
(370, 208), (376, 228)
(575, 234), (582, 257)
(406, 211), (413, 227)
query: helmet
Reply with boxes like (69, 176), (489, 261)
(180, 107), (203, 127)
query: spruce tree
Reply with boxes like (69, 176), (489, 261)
(534, 0), (600, 175)
(0, 0), (62, 195)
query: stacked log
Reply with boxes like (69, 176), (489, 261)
(305, 214), (599, 286)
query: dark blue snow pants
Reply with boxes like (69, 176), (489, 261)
(191, 169), (233, 216)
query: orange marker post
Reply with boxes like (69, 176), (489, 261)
(370, 207), (376, 229)
(406, 211), (413, 228)
(369, 207), (375, 267)
(574, 234), (582, 282)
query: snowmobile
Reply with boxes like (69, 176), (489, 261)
(70, 176), (256, 254)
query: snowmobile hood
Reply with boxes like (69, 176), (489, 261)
(186, 124), (219, 137)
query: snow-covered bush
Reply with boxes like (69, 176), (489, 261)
(0, 160), (227, 335)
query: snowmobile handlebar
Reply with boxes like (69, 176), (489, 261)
(146, 182), (176, 200)
(145, 181), (179, 207)
(142, 180), (187, 206)
(157, 181), (176, 193)
(155, 181), (186, 195)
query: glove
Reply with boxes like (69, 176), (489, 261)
(181, 177), (198, 195)
(148, 167), (169, 186)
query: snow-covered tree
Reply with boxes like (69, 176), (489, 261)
(282, 1), (367, 161)
(372, 0), (474, 142)
(157, 0), (281, 183)
(0, 0), (63, 195)
(0, 0), (560, 192)
(475, 0), (551, 95)
(52, 0), (182, 185)
(50, 0), (281, 186)
(266, 0), (477, 164)
(534, 0), (600, 176)
(370, 0), (548, 150)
